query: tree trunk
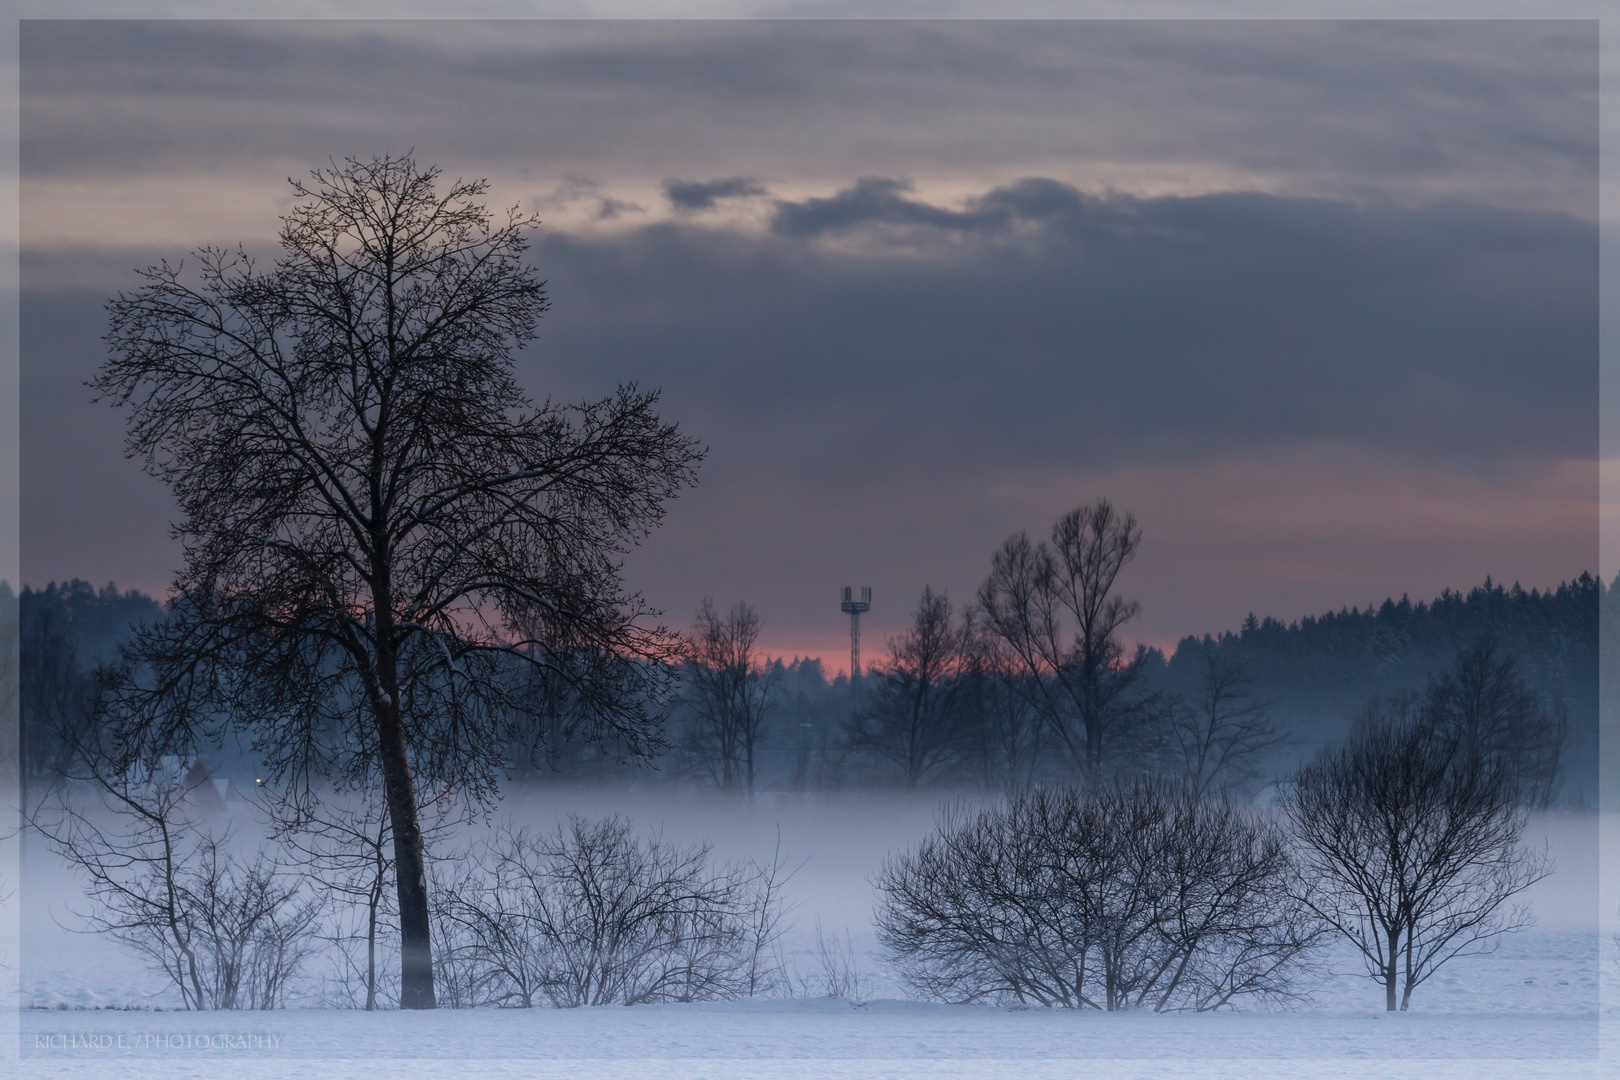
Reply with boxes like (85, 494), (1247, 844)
(376, 695), (436, 1009)
(1400, 923), (1416, 1011)
(366, 882), (379, 1011)
(1385, 926), (1400, 1012)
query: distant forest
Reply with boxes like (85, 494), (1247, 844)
(1162, 574), (1601, 761)
(8, 572), (1606, 803)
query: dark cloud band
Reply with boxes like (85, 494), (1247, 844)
(665, 177), (769, 211)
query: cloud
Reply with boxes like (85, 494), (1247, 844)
(770, 176), (1088, 238)
(595, 196), (646, 220)
(509, 181), (1595, 480)
(771, 177), (970, 236)
(19, 21), (1598, 220)
(31, 183), (1592, 580)
(16, 20), (1599, 644)
(664, 177), (769, 212)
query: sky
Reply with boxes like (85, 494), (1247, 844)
(16, 18), (1601, 667)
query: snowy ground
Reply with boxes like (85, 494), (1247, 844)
(6, 992), (1613, 1080)
(4, 790), (1616, 1078)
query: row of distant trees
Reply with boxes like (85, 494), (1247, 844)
(16, 558), (1581, 805)
(670, 501), (1571, 804)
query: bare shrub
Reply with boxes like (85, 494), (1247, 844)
(427, 862), (482, 1010)
(433, 816), (792, 1007)
(31, 762), (322, 1009)
(875, 781), (1318, 1011)
(797, 920), (872, 1003)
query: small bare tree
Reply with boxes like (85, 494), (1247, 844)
(847, 586), (972, 788)
(1167, 651), (1285, 799)
(977, 500), (1154, 784)
(683, 599), (778, 797)
(1280, 700), (1552, 1011)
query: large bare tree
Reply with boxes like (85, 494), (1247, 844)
(977, 499), (1151, 783)
(91, 154), (702, 1008)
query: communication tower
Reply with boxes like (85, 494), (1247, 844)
(840, 585), (871, 716)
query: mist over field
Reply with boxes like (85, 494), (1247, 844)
(14, 785), (1605, 994)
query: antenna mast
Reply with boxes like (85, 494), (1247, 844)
(840, 585), (872, 716)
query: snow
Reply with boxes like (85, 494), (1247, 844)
(3, 795), (1615, 1078)
(6, 996), (1611, 1080)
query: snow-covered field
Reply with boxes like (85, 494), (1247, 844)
(4, 790), (1616, 1079)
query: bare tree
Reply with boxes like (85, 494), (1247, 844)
(298, 801), (395, 1010)
(434, 816), (792, 1007)
(1167, 650), (1286, 799)
(682, 599), (777, 798)
(847, 586), (972, 788)
(1424, 633), (1566, 808)
(876, 781), (1318, 1011)
(91, 154), (702, 1007)
(1280, 700), (1552, 1011)
(977, 500), (1153, 784)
